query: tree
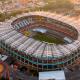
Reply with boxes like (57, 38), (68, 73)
(0, 76), (9, 80)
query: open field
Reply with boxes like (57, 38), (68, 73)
(33, 32), (64, 44)
(0, 0), (80, 22)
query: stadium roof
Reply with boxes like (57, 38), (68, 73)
(0, 11), (80, 59)
(33, 28), (47, 33)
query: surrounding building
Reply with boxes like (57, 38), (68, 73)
(39, 70), (65, 80)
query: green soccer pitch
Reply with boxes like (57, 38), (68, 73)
(33, 32), (64, 44)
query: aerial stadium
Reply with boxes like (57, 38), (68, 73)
(0, 11), (80, 73)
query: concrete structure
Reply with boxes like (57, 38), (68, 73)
(39, 70), (65, 80)
(0, 11), (80, 73)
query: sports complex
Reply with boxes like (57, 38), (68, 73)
(0, 11), (80, 72)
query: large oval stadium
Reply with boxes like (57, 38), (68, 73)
(0, 11), (80, 72)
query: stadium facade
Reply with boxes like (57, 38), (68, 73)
(0, 12), (80, 72)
